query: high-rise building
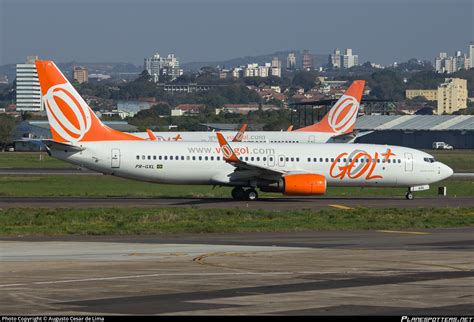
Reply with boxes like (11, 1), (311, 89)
(436, 78), (467, 115)
(287, 52), (296, 70)
(16, 56), (43, 112)
(144, 53), (183, 82)
(73, 66), (89, 84)
(342, 48), (359, 68)
(329, 48), (342, 68)
(302, 50), (313, 71)
(329, 48), (358, 69)
(435, 50), (470, 73)
(271, 57), (282, 77)
(469, 41), (474, 68)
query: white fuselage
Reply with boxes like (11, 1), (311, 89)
(130, 131), (344, 143)
(52, 141), (453, 189)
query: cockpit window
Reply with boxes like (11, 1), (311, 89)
(423, 157), (436, 163)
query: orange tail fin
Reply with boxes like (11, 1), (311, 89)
(295, 80), (365, 134)
(36, 60), (143, 143)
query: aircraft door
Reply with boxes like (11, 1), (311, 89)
(111, 149), (121, 168)
(404, 153), (413, 172)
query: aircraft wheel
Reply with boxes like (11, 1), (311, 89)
(231, 187), (245, 200)
(245, 189), (259, 201)
(405, 192), (414, 200)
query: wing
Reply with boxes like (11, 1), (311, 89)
(216, 133), (307, 181)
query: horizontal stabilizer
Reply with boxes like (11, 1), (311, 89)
(42, 140), (85, 152)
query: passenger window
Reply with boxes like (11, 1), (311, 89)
(142, 155), (145, 160)
(192, 156), (196, 161)
(217, 156), (221, 161)
(290, 157), (294, 162)
(170, 156), (173, 160)
(181, 156), (184, 160)
(263, 157), (266, 161)
(319, 158), (323, 162)
(136, 156), (139, 160)
(296, 158), (300, 162)
(153, 156), (156, 160)
(210, 156), (214, 161)
(325, 158), (329, 162)
(186, 156), (190, 160)
(286, 157), (289, 162)
(199, 156), (202, 161)
(164, 156), (168, 160)
(307, 157), (311, 162)
(205, 156), (208, 161)
(159, 156), (162, 160)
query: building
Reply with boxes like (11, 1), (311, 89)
(436, 78), (467, 115)
(144, 53), (183, 82)
(271, 57), (282, 77)
(329, 48), (342, 68)
(470, 41), (474, 68)
(287, 52), (296, 70)
(354, 115), (474, 149)
(435, 51), (470, 73)
(73, 66), (88, 84)
(342, 48), (359, 68)
(16, 56), (43, 112)
(302, 50), (313, 71)
(329, 48), (359, 69)
(406, 89), (438, 101)
(406, 78), (467, 115)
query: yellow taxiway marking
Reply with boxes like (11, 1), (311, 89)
(329, 204), (354, 210)
(377, 230), (430, 235)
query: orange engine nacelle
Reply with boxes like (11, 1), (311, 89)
(283, 174), (326, 196)
(259, 174), (326, 196)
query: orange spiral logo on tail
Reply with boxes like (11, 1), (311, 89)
(43, 83), (92, 142)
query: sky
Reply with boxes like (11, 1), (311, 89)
(0, 0), (472, 66)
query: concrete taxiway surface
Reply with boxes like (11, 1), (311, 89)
(0, 196), (473, 210)
(1, 229), (473, 315)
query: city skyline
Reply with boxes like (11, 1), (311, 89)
(0, 0), (472, 66)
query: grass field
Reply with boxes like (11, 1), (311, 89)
(1, 150), (473, 171)
(1, 206), (473, 235)
(0, 175), (472, 198)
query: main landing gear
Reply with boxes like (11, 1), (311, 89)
(231, 187), (259, 201)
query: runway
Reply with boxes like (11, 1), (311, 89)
(1, 229), (473, 315)
(1, 195), (473, 210)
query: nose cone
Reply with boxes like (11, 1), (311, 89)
(440, 163), (454, 180)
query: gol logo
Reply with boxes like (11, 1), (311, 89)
(327, 95), (359, 133)
(329, 150), (383, 180)
(43, 83), (92, 142)
(222, 145), (234, 159)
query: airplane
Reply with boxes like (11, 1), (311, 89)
(36, 60), (453, 201)
(130, 80), (367, 144)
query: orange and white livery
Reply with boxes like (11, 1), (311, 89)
(37, 60), (453, 201)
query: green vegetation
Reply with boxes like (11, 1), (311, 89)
(0, 152), (74, 168)
(1, 206), (473, 236)
(0, 175), (471, 198)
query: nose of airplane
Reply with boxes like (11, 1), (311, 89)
(440, 163), (454, 180)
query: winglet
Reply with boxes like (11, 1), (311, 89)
(146, 129), (157, 141)
(232, 123), (248, 142)
(287, 125), (293, 132)
(216, 132), (239, 163)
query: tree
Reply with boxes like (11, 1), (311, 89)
(0, 114), (17, 150)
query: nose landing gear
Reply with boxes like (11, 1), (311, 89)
(405, 191), (414, 200)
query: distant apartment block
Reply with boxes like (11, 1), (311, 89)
(287, 52), (296, 70)
(241, 62), (281, 78)
(329, 48), (359, 69)
(469, 41), (474, 68)
(16, 56), (43, 112)
(435, 50), (470, 73)
(302, 50), (313, 71)
(437, 78), (467, 114)
(73, 66), (89, 84)
(144, 52), (183, 82)
(406, 78), (467, 114)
